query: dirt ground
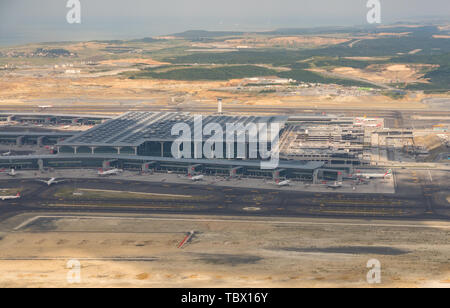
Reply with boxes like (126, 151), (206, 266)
(0, 74), (436, 112)
(321, 63), (435, 85)
(0, 214), (448, 288)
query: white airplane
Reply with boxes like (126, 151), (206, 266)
(1, 151), (11, 156)
(6, 169), (18, 177)
(98, 168), (123, 177)
(274, 179), (291, 187)
(0, 192), (21, 201)
(37, 178), (66, 186)
(327, 181), (343, 189)
(188, 174), (204, 181)
(356, 169), (393, 179)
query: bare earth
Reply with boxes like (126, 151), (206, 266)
(0, 75), (438, 113)
(0, 214), (448, 288)
(324, 64), (434, 85)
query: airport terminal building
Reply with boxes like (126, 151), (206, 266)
(56, 111), (288, 158)
(0, 111), (376, 182)
(53, 111), (335, 181)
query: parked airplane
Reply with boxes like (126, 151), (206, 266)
(1, 151), (11, 156)
(98, 168), (123, 177)
(188, 174), (204, 181)
(0, 192), (21, 201)
(6, 169), (18, 177)
(327, 181), (343, 189)
(37, 178), (66, 186)
(356, 169), (393, 179)
(274, 179), (291, 187)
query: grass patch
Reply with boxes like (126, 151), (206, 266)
(278, 69), (379, 88)
(164, 49), (310, 66)
(129, 65), (279, 81)
(128, 62), (380, 87)
(382, 91), (407, 100)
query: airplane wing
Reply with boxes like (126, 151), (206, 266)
(37, 179), (49, 183)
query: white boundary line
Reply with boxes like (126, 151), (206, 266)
(13, 216), (42, 231)
(0, 257), (157, 261)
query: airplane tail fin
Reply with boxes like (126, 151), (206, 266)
(16, 192), (20, 197)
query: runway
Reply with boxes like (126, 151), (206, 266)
(0, 176), (448, 222)
(12, 214), (450, 232)
(3, 102), (450, 118)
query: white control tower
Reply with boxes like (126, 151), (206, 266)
(217, 98), (223, 114)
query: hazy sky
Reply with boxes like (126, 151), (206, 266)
(0, 0), (449, 45)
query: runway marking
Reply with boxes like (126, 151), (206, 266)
(13, 215), (450, 231)
(46, 204), (196, 210)
(314, 209), (405, 215)
(314, 200), (403, 206)
(243, 207), (261, 212)
(14, 216), (41, 231)
(77, 189), (193, 198)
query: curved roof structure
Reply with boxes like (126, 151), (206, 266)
(58, 111), (288, 147)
